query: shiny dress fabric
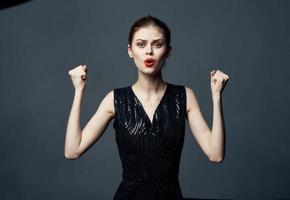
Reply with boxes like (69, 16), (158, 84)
(113, 83), (187, 200)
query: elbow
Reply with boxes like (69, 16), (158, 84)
(64, 144), (80, 159)
(209, 155), (224, 163)
(64, 151), (79, 160)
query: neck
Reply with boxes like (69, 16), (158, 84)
(133, 70), (167, 95)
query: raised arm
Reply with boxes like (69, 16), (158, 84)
(64, 65), (115, 159)
(185, 69), (229, 163)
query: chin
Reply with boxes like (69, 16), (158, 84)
(141, 66), (162, 75)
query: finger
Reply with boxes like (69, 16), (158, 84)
(82, 65), (87, 72)
(80, 72), (86, 77)
(222, 75), (229, 80)
(81, 75), (87, 80)
(211, 69), (217, 76)
(215, 76), (223, 83)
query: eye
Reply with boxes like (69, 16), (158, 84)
(154, 43), (162, 48)
(137, 43), (145, 48)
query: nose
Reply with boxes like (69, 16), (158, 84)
(146, 45), (153, 55)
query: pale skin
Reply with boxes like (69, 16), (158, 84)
(64, 26), (230, 163)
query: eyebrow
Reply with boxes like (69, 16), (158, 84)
(135, 39), (163, 42)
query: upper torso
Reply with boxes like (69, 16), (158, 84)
(113, 82), (188, 179)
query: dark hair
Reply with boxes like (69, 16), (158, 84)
(128, 15), (171, 53)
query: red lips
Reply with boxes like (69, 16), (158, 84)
(144, 58), (155, 67)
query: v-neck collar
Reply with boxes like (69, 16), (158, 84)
(129, 83), (170, 127)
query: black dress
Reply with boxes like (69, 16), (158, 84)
(113, 83), (187, 200)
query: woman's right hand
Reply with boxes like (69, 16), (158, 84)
(68, 65), (88, 91)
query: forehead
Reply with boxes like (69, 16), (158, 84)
(133, 26), (165, 41)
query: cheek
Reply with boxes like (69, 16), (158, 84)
(132, 48), (144, 57)
(156, 49), (167, 59)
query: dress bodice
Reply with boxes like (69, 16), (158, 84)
(112, 83), (187, 200)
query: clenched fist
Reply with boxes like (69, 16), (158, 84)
(210, 69), (230, 97)
(68, 65), (88, 91)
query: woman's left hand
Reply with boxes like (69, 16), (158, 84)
(210, 69), (230, 98)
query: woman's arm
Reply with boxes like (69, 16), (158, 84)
(210, 94), (224, 162)
(185, 70), (229, 163)
(185, 87), (224, 163)
(64, 89), (114, 159)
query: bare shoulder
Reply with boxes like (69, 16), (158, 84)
(184, 86), (199, 114)
(99, 89), (115, 118)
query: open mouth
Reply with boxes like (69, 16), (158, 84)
(144, 58), (155, 67)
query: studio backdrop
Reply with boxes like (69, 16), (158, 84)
(1, 0), (290, 199)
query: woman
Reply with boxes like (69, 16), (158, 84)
(65, 15), (229, 200)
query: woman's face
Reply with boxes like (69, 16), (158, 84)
(128, 26), (170, 75)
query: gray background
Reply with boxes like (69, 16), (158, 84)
(1, 0), (290, 199)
